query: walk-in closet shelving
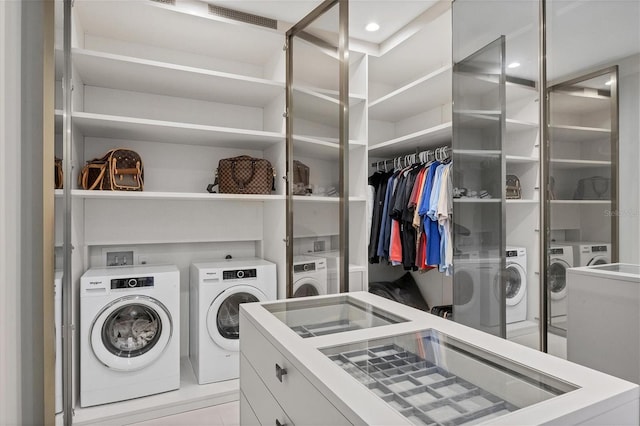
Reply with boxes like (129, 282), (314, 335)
(56, 1), (300, 423)
(368, 7), (452, 159)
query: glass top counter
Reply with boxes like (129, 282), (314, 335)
(321, 329), (578, 426)
(588, 263), (640, 275)
(263, 295), (408, 338)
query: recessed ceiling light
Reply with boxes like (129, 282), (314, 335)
(605, 79), (613, 86)
(508, 62), (521, 69)
(365, 22), (380, 32)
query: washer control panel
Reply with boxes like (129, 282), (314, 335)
(111, 276), (155, 289)
(223, 269), (257, 280)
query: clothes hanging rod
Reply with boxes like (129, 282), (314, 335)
(370, 146), (450, 168)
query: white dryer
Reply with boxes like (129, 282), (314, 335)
(505, 247), (527, 324)
(190, 258), (276, 384)
(549, 245), (573, 319)
(292, 255), (327, 297)
(54, 271), (63, 413)
(575, 242), (611, 266)
(80, 265), (180, 407)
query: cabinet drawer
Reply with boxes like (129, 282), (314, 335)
(240, 391), (260, 426)
(242, 320), (351, 425)
(241, 354), (292, 426)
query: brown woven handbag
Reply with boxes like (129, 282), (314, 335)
(292, 160), (310, 195)
(506, 174), (521, 199)
(209, 155), (275, 194)
(79, 149), (144, 191)
(55, 157), (63, 189)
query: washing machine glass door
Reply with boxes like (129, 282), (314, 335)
(293, 278), (320, 298)
(91, 295), (172, 372)
(587, 255), (610, 266)
(207, 285), (267, 352)
(452, 268), (476, 314)
(505, 263), (526, 306)
(549, 259), (569, 300)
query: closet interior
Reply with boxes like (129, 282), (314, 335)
(52, 0), (638, 424)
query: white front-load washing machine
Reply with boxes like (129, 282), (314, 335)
(453, 255), (502, 333)
(54, 271), (62, 413)
(292, 255), (327, 297)
(190, 258), (276, 384)
(549, 245), (573, 320)
(80, 265), (180, 407)
(574, 242), (611, 266)
(505, 247), (527, 324)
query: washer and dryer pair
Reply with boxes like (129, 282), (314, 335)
(549, 242), (611, 322)
(190, 258), (276, 385)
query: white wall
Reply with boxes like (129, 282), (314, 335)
(0, 1), (22, 424)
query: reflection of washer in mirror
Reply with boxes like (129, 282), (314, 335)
(504, 247), (527, 324)
(292, 255), (327, 298)
(549, 246), (574, 325)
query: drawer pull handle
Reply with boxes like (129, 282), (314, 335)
(276, 420), (287, 426)
(275, 363), (287, 382)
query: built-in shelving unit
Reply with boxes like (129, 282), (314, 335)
(368, 7), (452, 159)
(547, 68), (618, 333)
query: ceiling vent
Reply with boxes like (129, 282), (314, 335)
(149, 0), (176, 5)
(208, 4), (277, 30)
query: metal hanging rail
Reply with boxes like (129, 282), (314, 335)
(370, 146), (451, 170)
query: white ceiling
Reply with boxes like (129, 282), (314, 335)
(210, 0), (639, 82)
(210, 0), (439, 44)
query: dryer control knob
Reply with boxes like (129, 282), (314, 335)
(236, 270), (244, 279)
(303, 264), (310, 272)
(127, 278), (137, 288)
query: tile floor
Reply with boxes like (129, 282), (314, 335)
(128, 401), (239, 426)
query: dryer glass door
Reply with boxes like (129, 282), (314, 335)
(207, 285), (267, 351)
(91, 296), (172, 371)
(293, 280), (320, 298)
(505, 265), (526, 306)
(549, 260), (568, 300)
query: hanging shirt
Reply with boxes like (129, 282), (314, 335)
(437, 164), (453, 274)
(368, 171), (390, 263)
(367, 184), (375, 243)
(377, 172), (398, 260)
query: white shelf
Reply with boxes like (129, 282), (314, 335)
(506, 81), (538, 104)
(293, 87), (364, 125)
(453, 198), (501, 203)
(550, 124), (610, 142)
(72, 112), (284, 149)
(74, 0), (283, 69)
(55, 189), (285, 202)
(550, 200), (611, 205)
(454, 149), (501, 157)
(369, 66), (452, 122)
(550, 159), (611, 169)
(506, 155), (538, 164)
(506, 118), (538, 132)
(507, 199), (539, 204)
(550, 90), (611, 115)
(72, 48), (284, 107)
(71, 357), (238, 426)
(293, 135), (365, 160)
(368, 122), (452, 158)
(293, 196), (366, 203)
